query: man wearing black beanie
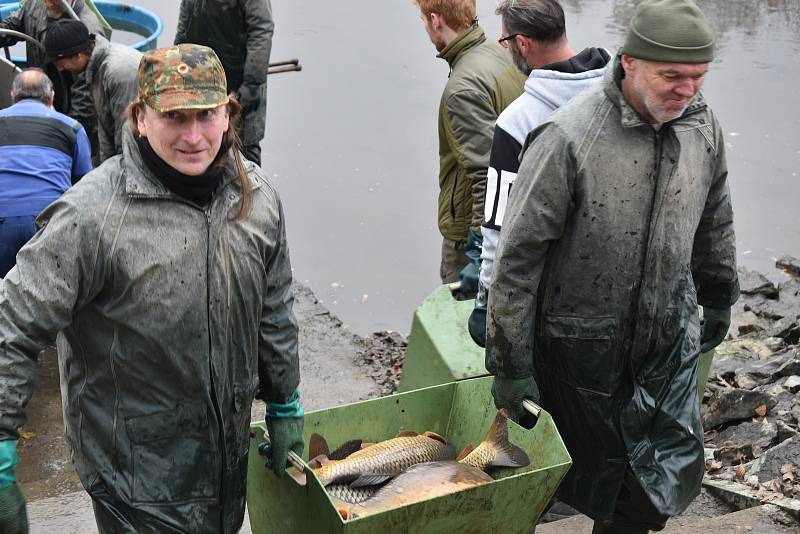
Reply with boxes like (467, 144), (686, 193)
(488, 1), (738, 532)
(44, 18), (140, 162)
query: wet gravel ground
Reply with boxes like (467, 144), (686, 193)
(353, 330), (408, 396)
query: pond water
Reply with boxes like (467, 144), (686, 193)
(13, 0), (800, 335)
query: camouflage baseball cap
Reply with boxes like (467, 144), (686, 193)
(137, 44), (228, 113)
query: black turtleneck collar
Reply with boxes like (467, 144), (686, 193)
(136, 135), (224, 206)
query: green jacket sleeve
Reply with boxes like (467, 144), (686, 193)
(485, 123), (575, 378)
(241, 0), (273, 89)
(256, 182), (300, 405)
(0, 196), (102, 440)
(445, 89), (497, 233)
(691, 115), (739, 308)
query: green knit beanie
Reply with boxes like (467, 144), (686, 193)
(622, 0), (714, 63)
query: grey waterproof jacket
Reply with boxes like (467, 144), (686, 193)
(0, 126), (299, 532)
(486, 57), (738, 519)
(86, 36), (140, 162)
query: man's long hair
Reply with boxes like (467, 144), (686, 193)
(127, 97), (252, 221)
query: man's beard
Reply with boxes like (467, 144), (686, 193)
(642, 95), (689, 124)
(510, 43), (532, 76)
(46, 7), (64, 18)
(631, 73), (690, 124)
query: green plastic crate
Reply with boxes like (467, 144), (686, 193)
(398, 285), (486, 392)
(247, 377), (571, 533)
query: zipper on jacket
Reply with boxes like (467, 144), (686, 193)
(450, 174), (458, 219)
(204, 208), (227, 530)
(631, 129), (664, 381)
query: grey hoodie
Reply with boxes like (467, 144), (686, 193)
(480, 48), (610, 289)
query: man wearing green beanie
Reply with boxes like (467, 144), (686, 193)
(488, 1), (738, 532)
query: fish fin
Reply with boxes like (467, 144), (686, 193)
(456, 443), (475, 462)
(423, 431), (448, 445)
(488, 442), (530, 468)
(350, 474), (394, 487)
(463, 410), (530, 469)
(309, 433), (330, 460)
(309, 454), (332, 469)
(338, 508), (351, 521)
(329, 439), (363, 461)
(395, 430), (418, 437)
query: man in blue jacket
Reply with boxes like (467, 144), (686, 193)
(0, 68), (92, 277)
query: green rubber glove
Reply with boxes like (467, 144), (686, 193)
(0, 440), (28, 534)
(468, 281), (488, 347)
(491, 376), (540, 424)
(258, 390), (305, 477)
(700, 306), (731, 353)
(457, 229), (483, 298)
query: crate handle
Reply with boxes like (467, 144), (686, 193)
(522, 399), (541, 418)
(260, 433), (308, 487)
(286, 450), (309, 487)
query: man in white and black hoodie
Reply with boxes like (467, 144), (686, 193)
(467, 0), (610, 347)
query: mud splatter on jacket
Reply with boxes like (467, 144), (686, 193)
(0, 125), (299, 532)
(486, 57), (738, 519)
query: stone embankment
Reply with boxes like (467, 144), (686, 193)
(703, 255), (800, 515)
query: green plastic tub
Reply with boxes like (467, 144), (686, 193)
(247, 377), (572, 533)
(399, 285), (716, 404)
(398, 285), (486, 392)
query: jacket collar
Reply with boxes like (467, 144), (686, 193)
(437, 23), (485, 67)
(120, 123), (245, 200)
(603, 54), (707, 129)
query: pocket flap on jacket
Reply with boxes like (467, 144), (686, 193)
(126, 404), (208, 444)
(542, 315), (617, 340)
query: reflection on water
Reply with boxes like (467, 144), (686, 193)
(610, 0), (800, 50)
(14, 0), (797, 334)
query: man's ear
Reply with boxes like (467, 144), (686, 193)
(620, 54), (636, 76)
(136, 106), (147, 138)
(430, 12), (443, 31)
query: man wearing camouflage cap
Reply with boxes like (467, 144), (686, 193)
(487, 0), (738, 531)
(0, 44), (303, 533)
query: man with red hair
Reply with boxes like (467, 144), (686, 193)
(415, 0), (525, 296)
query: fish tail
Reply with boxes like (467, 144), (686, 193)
(462, 410), (530, 470)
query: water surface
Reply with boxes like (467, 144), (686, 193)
(114, 0), (800, 334)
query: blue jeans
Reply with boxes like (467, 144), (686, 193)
(0, 215), (36, 278)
